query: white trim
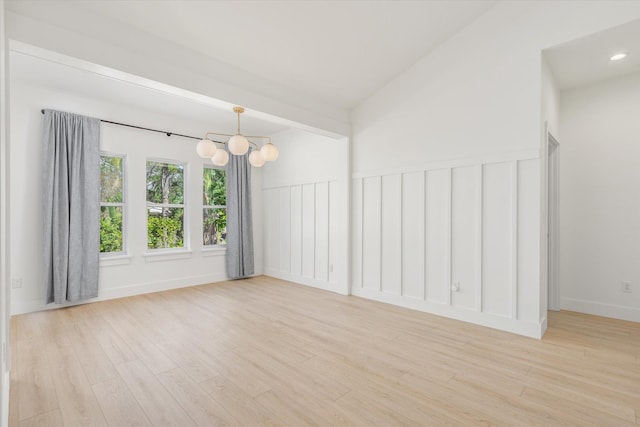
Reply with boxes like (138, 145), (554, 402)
(145, 158), (188, 252)
(99, 254), (132, 267)
(399, 174), (404, 296)
(263, 178), (340, 191)
(351, 286), (544, 338)
(352, 148), (539, 179)
(264, 270), (346, 296)
(143, 250), (192, 262)
(510, 160), (519, 319)
(421, 171), (427, 301)
(201, 247), (226, 257)
(11, 272), (230, 315)
(444, 168), (452, 306)
(100, 152), (128, 256)
(547, 134), (560, 311)
(475, 165), (483, 312)
(148, 203), (185, 209)
(561, 298), (640, 323)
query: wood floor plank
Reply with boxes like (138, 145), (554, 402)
(40, 321), (108, 427)
(92, 377), (151, 427)
(68, 322), (119, 385)
(9, 372), (19, 426)
(199, 374), (285, 427)
(115, 360), (197, 426)
(15, 314), (42, 342)
(9, 277), (640, 426)
(76, 315), (138, 366)
(16, 338), (57, 421)
(17, 409), (63, 427)
(156, 368), (240, 427)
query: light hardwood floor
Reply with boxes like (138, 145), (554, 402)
(9, 276), (640, 426)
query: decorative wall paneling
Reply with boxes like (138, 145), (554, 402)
(263, 181), (337, 293)
(351, 151), (542, 338)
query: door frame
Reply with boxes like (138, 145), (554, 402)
(547, 133), (560, 311)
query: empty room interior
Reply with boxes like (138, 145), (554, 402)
(1, 1), (640, 426)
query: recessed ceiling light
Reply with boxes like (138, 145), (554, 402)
(610, 53), (628, 61)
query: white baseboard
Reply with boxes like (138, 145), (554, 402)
(1, 369), (8, 427)
(351, 286), (544, 339)
(11, 272), (231, 315)
(264, 268), (340, 293)
(561, 297), (640, 323)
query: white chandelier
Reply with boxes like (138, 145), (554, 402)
(196, 106), (278, 167)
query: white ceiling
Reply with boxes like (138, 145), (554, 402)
(10, 51), (290, 137)
(5, 0), (496, 111)
(545, 18), (640, 90)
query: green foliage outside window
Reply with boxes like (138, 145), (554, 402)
(100, 156), (124, 253)
(203, 167), (226, 245)
(100, 207), (123, 252)
(147, 161), (185, 250)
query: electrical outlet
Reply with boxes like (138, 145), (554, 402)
(11, 278), (22, 289)
(330, 264), (334, 273)
(452, 282), (460, 292)
(622, 281), (632, 293)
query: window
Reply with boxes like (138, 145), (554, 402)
(203, 167), (226, 246)
(146, 160), (185, 250)
(100, 154), (125, 254)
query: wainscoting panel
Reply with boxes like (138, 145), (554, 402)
(362, 176), (382, 290)
(425, 169), (450, 305)
(301, 183), (316, 279)
(381, 174), (402, 295)
(482, 162), (512, 318)
(263, 180), (345, 293)
(279, 187), (291, 273)
(290, 185), (303, 276)
(351, 179), (363, 289)
(351, 151), (542, 337)
(401, 171), (425, 299)
(451, 165), (479, 311)
(314, 182), (330, 282)
(517, 158), (541, 323)
(264, 188), (279, 271)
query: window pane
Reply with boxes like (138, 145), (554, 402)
(100, 156), (123, 203)
(146, 161), (184, 204)
(100, 206), (123, 253)
(147, 207), (184, 249)
(203, 168), (226, 206)
(203, 208), (226, 245)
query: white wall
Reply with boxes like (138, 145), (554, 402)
(0, 0), (10, 424)
(542, 56), (561, 138)
(10, 78), (264, 315)
(559, 72), (640, 322)
(350, 1), (640, 337)
(261, 129), (349, 294)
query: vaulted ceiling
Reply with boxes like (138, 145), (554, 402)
(5, 0), (496, 111)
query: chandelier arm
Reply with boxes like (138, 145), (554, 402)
(244, 135), (272, 144)
(204, 132), (234, 139)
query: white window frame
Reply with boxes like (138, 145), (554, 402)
(145, 157), (189, 253)
(99, 152), (128, 258)
(202, 165), (227, 248)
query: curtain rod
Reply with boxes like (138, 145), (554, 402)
(40, 109), (212, 142)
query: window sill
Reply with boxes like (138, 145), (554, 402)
(100, 254), (132, 267)
(202, 246), (227, 257)
(143, 249), (193, 262)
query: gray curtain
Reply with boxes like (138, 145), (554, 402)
(42, 109), (101, 304)
(225, 151), (254, 278)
